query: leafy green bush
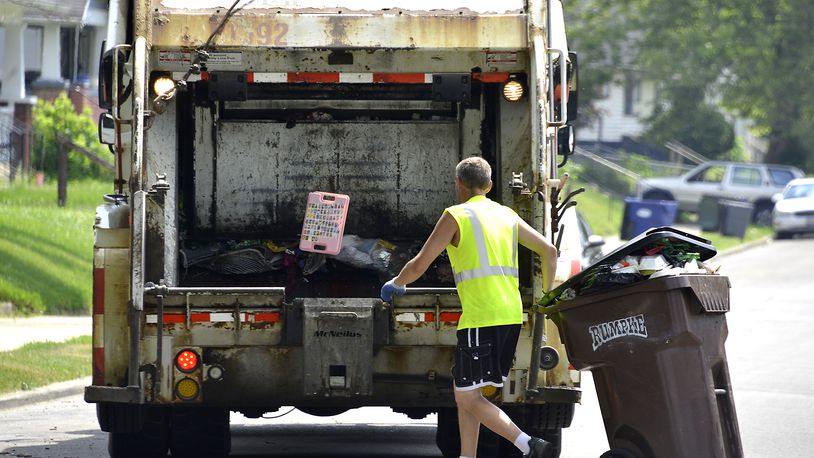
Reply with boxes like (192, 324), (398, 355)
(32, 92), (112, 181)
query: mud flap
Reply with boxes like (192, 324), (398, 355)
(303, 298), (375, 397)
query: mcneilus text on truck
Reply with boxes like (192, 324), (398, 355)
(86, 1), (581, 457)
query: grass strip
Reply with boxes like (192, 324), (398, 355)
(0, 335), (91, 395)
(0, 179), (110, 314)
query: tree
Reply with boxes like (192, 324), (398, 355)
(566, 0), (814, 171)
(32, 92), (113, 180)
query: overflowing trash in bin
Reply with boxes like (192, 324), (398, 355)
(535, 226), (744, 458)
(540, 226), (721, 307)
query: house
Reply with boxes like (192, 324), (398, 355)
(0, 0), (108, 181)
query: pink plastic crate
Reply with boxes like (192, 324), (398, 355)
(299, 192), (350, 255)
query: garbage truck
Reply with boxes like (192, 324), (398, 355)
(86, 1), (581, 457)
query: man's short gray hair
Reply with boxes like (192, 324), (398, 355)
(456, 156), (492, 190)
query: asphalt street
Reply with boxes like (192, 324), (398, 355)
(1, 237), (812, 457)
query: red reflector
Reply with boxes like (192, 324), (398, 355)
(175, 350), (199, 372)
(423, 312), (461, 322)
(254, 312), (281, 323)
(472, 72), (511, 83)
(92, 347), (104, 385)
(92, 268), (105, 315)
(373, 72), (426, 83)
(288, 72), (340, 83)
(162, 314), (185, 324)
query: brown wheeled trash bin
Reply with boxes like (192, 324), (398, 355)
(546, 274), (743, 458)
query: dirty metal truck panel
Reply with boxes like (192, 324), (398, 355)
(196, 120), (458, 236)
(152, 1), (527, 50)
(150, 49), (530, 75)
(157, 0), (526, 13)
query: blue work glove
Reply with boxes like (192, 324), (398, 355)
(380, 278), (407, 302)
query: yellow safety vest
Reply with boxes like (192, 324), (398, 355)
(445, 195), (522, 330)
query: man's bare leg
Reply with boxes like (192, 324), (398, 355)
(457, 398), (481, 457)
(454, 388), (522, 445)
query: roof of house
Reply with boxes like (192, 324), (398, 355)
(4, 0), (90, 24)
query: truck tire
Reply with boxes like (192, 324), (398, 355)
(170, 407), (231, 458)
(107, 406), (169, 458)
(435, 407), (501, 458)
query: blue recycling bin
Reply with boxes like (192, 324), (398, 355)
(621, 197), (679, 240)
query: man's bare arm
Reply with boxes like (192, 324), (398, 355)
(393, 212), (458, 286)
(517, 218), (558, 292)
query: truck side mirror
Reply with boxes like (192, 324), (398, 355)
(98, 44), (132, 111)
(566, 51), (578, 122)
(98, 112), (116, 145)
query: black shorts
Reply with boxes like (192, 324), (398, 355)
(452, 324), (521, 391)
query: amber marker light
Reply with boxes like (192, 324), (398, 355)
(175, 349), (199, 373)
(153, 76), (176, 97)
(502, 80), (525, 102)
(175, 377), (200, 400)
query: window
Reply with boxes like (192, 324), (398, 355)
(731, 166), (762, 186)
(623, 73), (641, 116)
(687, 165), (725, 184)
(784, 184), (814, 199)
(768, 168), (796, 186)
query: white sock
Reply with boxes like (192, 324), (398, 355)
(459, 456), (476, 458)
(514, 432), (532, 454)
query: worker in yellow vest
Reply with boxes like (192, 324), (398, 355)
(381, 156), (558, 458)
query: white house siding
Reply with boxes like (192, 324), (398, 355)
(577, 78), (656, 144)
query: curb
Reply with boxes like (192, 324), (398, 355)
(713, 236), (772, 259)
(0, 377), (89, 411)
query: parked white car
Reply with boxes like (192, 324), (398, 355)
(772, 177), (814, 239)
(637, 161), (804, 224)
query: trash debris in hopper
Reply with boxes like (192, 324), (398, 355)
(332, 235), (410, 276)
(179, 235), (452, 283)
(181, 240), (286, 275)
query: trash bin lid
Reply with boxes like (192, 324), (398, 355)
(539, 226), (716, 309)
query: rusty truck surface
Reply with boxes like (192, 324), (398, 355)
(86, 1), (582, 457)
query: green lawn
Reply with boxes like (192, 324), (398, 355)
(0, 335), (92, 395)
(0, 179), (111, 315)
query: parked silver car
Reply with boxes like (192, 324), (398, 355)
(772, 177), (814, 239)
(637, 161), (804, 224)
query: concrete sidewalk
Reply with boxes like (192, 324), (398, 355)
(0, 316), (91, 352)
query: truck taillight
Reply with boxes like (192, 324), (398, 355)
(175, 349), (199, 373)
(175, 377), (200, 400)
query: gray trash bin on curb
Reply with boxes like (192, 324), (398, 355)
(719, 200), (753, 238)
(698, 195), (721, 232)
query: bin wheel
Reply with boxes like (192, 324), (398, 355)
(599, 448), (638, 458)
